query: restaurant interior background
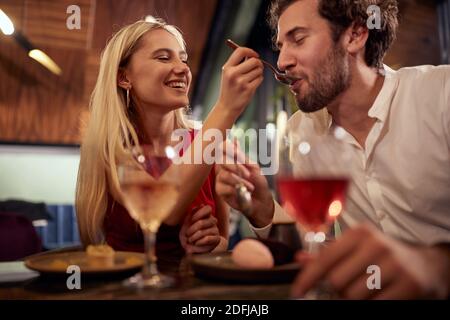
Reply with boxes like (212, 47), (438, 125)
(0, 0), (449, 254)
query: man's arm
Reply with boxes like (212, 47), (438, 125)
(429, 243), (450, 297)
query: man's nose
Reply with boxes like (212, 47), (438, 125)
(277, 47), (296, 72)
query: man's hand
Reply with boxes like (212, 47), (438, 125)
(215, 140), (274, 228)
(179, 205), (221, 254)
(292, 224), (450, 299)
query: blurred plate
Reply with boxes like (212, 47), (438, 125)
(0, 261), (39, 283)
(24, 251), (144, 275)
(190, 252), (300, 284)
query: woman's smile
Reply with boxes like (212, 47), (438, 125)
(165, 79), (188, 93)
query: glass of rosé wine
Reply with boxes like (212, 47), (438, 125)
(275, 126), (353, 254)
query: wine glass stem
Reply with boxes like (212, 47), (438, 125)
(305, 237), (319, 254)
(142, 228), (158, 277)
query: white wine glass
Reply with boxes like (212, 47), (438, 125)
(118, 144), (180, 288)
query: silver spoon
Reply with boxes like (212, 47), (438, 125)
(226, 39), (300, 86)
(235, 182), (252, 215)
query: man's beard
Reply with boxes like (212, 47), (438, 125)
(295, 43), (351, 113)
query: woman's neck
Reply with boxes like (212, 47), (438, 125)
(134, 103), (177, 147)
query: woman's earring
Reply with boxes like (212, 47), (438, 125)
(126, 88), (130, 108)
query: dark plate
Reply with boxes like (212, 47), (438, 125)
(189, 252), (301, 284)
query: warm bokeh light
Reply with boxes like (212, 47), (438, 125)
(328, 200), (343, 217)
(266, 122), (276, 141)
(165, 146), (176, 159)
(0, 9), (14, 35)
(28, 49), (62, 75)
(314, 232), (326, 243)
(298, 141), (311, 155)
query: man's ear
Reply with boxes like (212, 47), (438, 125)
(117, 68), (131, 89)
(342, 23), (369, 55)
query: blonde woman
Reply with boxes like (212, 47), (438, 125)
(75, 17), (263, 257)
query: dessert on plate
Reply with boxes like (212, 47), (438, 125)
(86, 244), (115, 267)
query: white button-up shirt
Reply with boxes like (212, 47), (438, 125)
(255, 65), (450, 245)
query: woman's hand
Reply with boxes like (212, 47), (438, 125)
(217, 47), (264, 117)
(179, 205), (222, 254)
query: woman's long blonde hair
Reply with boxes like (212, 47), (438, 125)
(76, 17), (195, 246)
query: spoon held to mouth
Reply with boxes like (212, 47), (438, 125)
(225, 39), (299, 86)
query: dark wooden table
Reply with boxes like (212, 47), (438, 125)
(0, 252), (293, 300)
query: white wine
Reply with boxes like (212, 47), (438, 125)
(118, 146), (179, 289)
(120, 174), (179, 233)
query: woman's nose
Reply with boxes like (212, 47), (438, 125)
(173, 60), (190, 74)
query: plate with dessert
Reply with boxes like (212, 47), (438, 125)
(24, 245), (144, 275)
(189, 239), (301, 283)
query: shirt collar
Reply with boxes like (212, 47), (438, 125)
(317, 65), (400, 146)
(367, 65), (399, 123)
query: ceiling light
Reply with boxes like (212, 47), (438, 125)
(28, 49), (62, 75)
(0, 9), (14, 35)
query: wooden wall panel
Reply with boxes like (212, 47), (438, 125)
(92, 0), (150, 50)
(24, 0), (92, 50)
(83, 49), (101, 102)
(0, 0), (217, 144)
(0, 40), (86, 143)
(385, 0), (441, 68)
(176, 0), (218, 86)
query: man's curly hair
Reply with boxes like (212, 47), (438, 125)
(268, 0), (399, 68)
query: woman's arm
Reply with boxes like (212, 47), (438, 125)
(164, 47), (263, 225)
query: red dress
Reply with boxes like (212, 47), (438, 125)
(104, 130), (217, 258)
